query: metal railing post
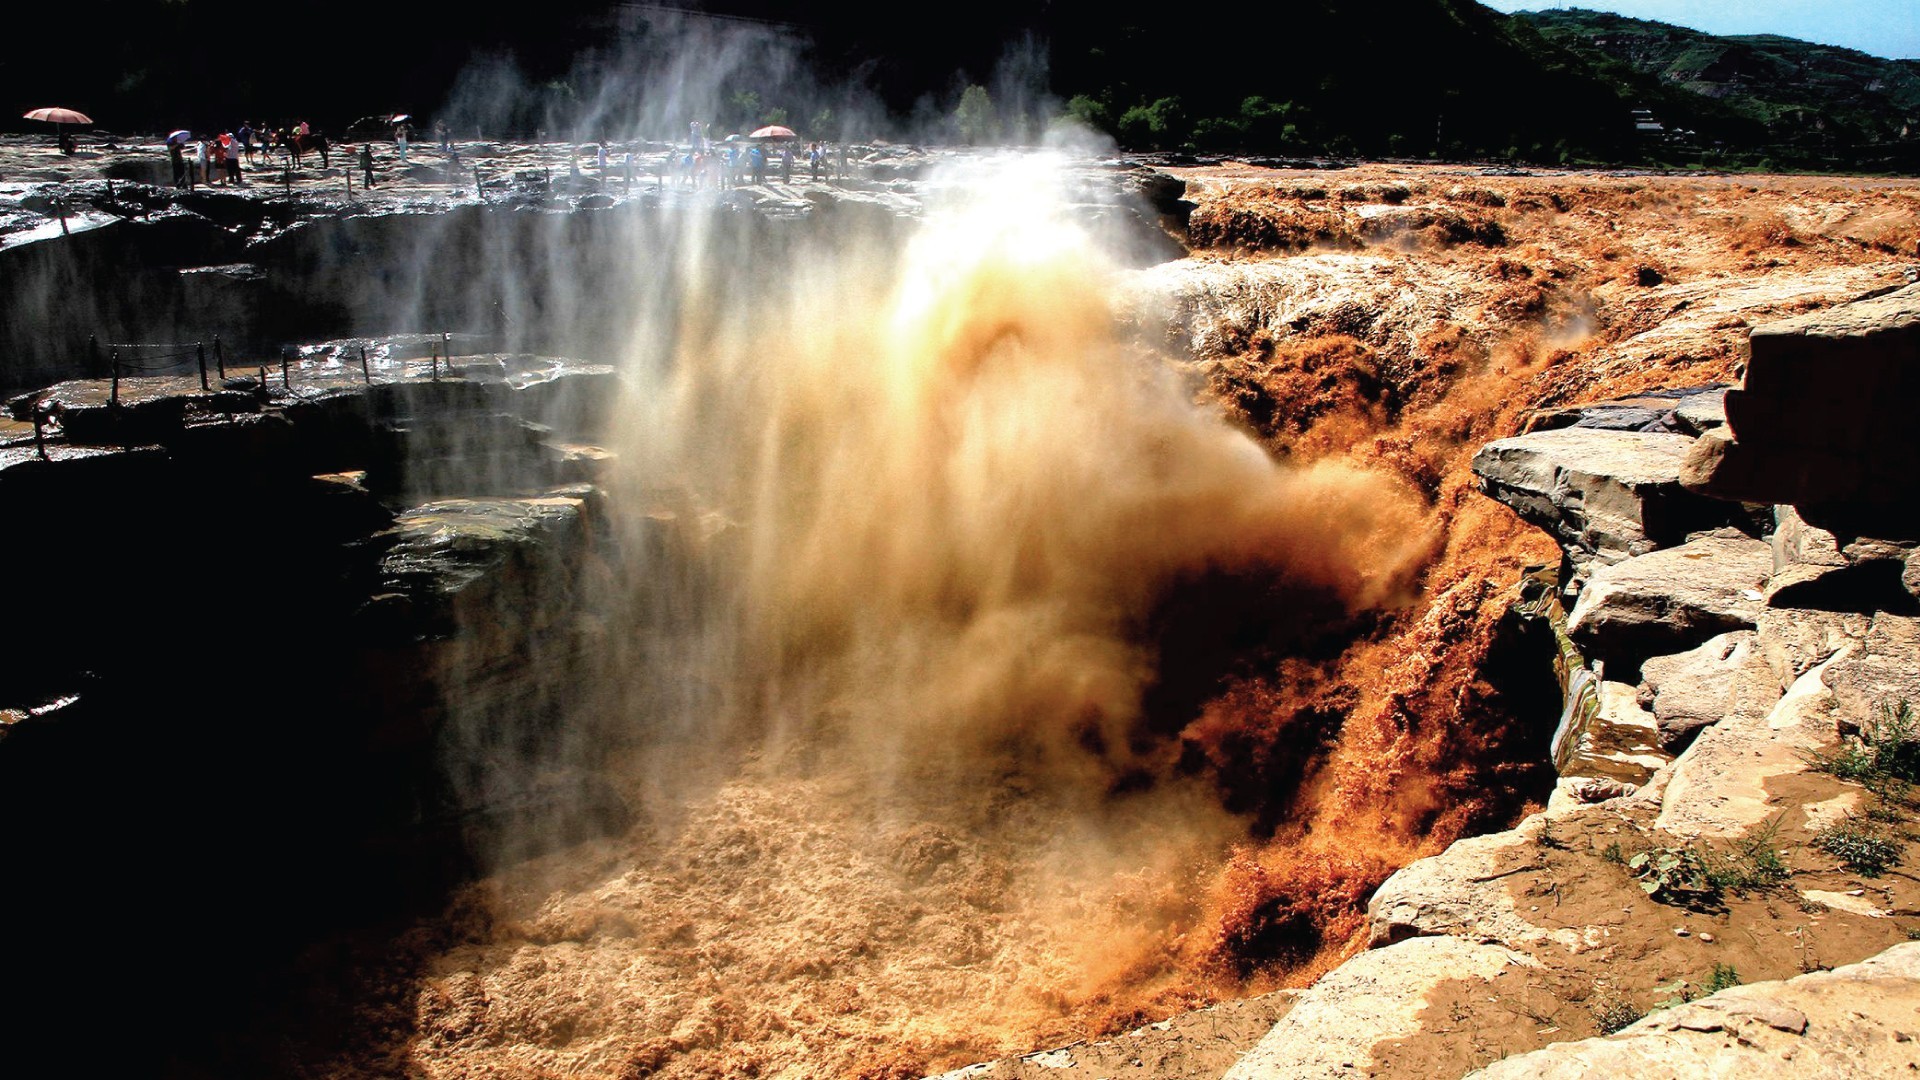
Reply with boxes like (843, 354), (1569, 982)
(360, 346), (370, 384)
(197, 341), (209, 391)
(110, 347), (120, 406)
(214, 337), (225, 381)
(281, 349), (291, 390)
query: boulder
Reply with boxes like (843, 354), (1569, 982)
(1523, 386), (1727, 436)
(1223, 937), (1538, 1080)
(1636, 631), (1754, 752)
(367, 489), (598, 643)
(1819, 613), (1920, 730)
(1655, 652), (1831, 839)
(1753, 604), (1871, 688)
(1671, 389), (1727, 435)
(1367, 817), (1596, 952)
(1467, 943), (1920, 1078)
(1566, 530), (1771, 666)
(1770, 505), (1844, 574)
(1554, 776), (1636, 805)
(1472, 427), (1734, 571)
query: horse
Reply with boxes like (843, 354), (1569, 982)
(280, 129), (331, 169)
(296, 131), (330, 169)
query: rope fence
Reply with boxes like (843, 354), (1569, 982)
(35, 331), (462, 462)
(35, 328), (462, 463)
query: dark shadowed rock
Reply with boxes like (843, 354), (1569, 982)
(1683, 283), (1920, 537)
(1766, 506), (1920, 613)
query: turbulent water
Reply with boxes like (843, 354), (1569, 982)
(346, 157), (1920, 1079)
(363, 155), (1430, 1079)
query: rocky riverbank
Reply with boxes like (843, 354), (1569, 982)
(947, 280), (1920, 1079)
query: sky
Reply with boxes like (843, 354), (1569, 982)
(1479, 1), (1920, 59)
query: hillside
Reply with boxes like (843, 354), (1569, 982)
(3, 3), (1916, 171)
(1515, 7), (1920, 170)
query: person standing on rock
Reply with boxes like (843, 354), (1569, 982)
(395, 121), (409, 164)
(221, 132), (243, 186)
(359, 142), (376, 188)
(168, 137), (188, 189)
(194, 137), (211, 187)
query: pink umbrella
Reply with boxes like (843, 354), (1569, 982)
(24, 107), (92, 125)
(23, 107), (92, 152)
(748, 125), (797, 140)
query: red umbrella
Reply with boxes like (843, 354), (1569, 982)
(24, 107), (92, 125)
(748, 125), (797, 140)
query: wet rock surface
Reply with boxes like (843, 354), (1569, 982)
(0, 136), (1179, 395)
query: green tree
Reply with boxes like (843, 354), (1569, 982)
(955, 85), (997, 145)
(1116, 96), (1185, 150)
(1063, 94), (1113, 133)
(1240, 96), (1295, 148)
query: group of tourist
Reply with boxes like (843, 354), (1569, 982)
(668, 139), (847, 190)
(165, 120), (337, 189)
(161, 116), (854, 196)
